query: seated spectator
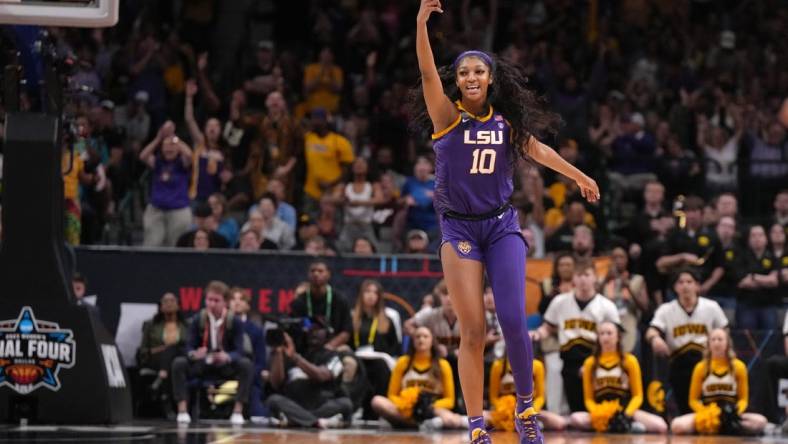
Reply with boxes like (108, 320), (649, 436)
(176, 202), (229, 249)
(571, 225), (596, 261)
(482, 286), (504, 366)
(530, 260), (621, 413)
(671, 328), (768, 435)
(136, 292), (188, 414)
(238, 229), (270, 252)
(714, 192), (739, 223)
(400, 156), (437, 240)
(546, 200), (594, 252)
(520, 227), (541, 259)
(229, 288), (268, 420)
(352, 237), (376, 255)
(569, 321), (667, 433)
(627, 180), (670, 248)
(489, 353), (567, 431)
(72, 273), (101, 320)
(208, 193), (239, 247)
(351, 280), (400, 398)
(139, 121), (193, 247)
(171, 281), (253, 425)
(337, 158), (383, 252)
(656, 196), (724, 297)
(185, 80), (226, 203)
(304, 235), (337, 256)
(258, 193), (295, 250)
(265, 320), (353, 428)
(405, 229), (430, 254)
(644, 269), (728, 415)
(295, 214), (320, 250)
(316, 196), (341, 244)
(405, 279), (460, 358)
(351, 280), (400, 356)
(734, 225), (780, 330)
(600, 245), (649, 353)
(539, 253), (575, 315)
(290, 260), (352, 349)
(772, 190), (788, 228)
(370, 326), (466, 431)
(267, 178), (297, 229)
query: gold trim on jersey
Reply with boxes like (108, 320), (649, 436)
(560, 337), (595, 352)
(432, 114), (463, 140)
(455, 100), (494, 122)
(669, 342), (706, 359)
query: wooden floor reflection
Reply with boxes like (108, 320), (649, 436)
(201, 429), (785, 444)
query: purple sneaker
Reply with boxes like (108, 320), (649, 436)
(470, 428), (493, 444)
(514, 408), (543, 444)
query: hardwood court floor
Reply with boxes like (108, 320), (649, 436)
(0, 424), (787, 444)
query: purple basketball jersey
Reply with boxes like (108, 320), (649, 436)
(432, 103), (514, 215)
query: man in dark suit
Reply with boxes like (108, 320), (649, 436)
(171, 281), (253, 425)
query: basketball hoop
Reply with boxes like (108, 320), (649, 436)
(0, 0), (119, 28)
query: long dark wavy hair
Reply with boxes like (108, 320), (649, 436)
(406, 53), (561, 159)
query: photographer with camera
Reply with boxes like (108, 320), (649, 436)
(139, 120), (194, 247)
(265, 319), (353, 429)
(171, 281), (253, 425)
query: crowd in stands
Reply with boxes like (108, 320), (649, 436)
(1, 0), (788, 436)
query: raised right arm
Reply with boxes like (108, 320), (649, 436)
(416, 0), (457, 134)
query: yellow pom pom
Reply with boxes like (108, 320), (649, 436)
(490, 395), (516, 432)
(694, 402), (721, 435)
(394, 387), (422, 419)
(590, 400), (622, 433)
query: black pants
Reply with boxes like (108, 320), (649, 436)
(767, 355), (788, 422)
(670, 357), (699, 415)
(266, 393), (353, 427)
(171, 356), (253, 404)
(562, 361), (585, 412)
(142, 344), (183, 372)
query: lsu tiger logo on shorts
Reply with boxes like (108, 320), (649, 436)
(457, 241), (472, 255)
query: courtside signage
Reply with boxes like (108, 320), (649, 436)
(0, 307), (76, 394)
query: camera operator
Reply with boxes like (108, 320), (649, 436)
(266, 319), (353, 428)
(289, 260), (352, 349)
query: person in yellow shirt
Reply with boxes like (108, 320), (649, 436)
(62, 146), (91, 245)
(489, 354), (568, 431)
(570, 321), (667, 433)
(302, 108), (354, 216)
(671, 328), (768, 435)
(303, 47), (343, 114)
(371, 326), (467, 431)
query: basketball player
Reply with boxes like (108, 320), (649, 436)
(644, 269), (728, 415)
(569, 321), (668, 433)
(671, 328), (768, 435)
(412, 1), (600, 442)
(531, 261), (621, 413)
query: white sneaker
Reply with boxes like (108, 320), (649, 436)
(176, 412), (191, 424)
(318, 413), (345, 429)
(230, 412), (245, 425)
(419, 417), (444, 432)
(630, 421), (646, 433)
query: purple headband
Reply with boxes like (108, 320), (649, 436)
(453, 50), (494, 71)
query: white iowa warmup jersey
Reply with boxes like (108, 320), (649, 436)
(649, 297), (728, 356)
(543, 293), (621, 353)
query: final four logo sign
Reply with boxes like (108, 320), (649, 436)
(0, 307), (76, 394)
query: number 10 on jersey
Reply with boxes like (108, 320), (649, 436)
(470, 148), (496, 174)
